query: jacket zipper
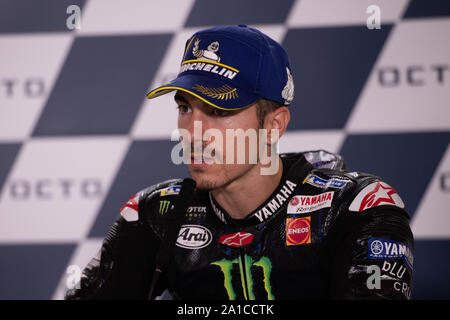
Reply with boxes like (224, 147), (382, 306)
(239, 247), (250, 300)
(237, 223), (251, 300)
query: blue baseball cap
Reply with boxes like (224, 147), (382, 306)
(146, 25), (294, 110)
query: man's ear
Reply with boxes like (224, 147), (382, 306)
(266, 106), (290, 144)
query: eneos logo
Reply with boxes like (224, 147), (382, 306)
(286, 217), (311, 246)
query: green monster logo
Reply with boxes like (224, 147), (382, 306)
(211, 255), (274, 300)
(159, 200), (170, 215)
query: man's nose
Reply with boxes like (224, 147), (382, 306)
(186, 110), (208, 141)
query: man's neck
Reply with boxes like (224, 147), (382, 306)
(211, 158), (284, 220)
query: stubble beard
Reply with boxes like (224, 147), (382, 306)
(189, 163), (256, 191)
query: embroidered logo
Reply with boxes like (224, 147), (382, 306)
(219, 232), (254, 248)
(176, 225), (212, 249)
(192, 39), (221, 62)
(281, 67), (294, 105)
(286, 217), (311, 246)
(193, 84), (238, 100)
(287, 191), (334, 214)
(349, 181), (405, 212)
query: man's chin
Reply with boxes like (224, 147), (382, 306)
(192, 178), (218, 191)
(188, 171), (220, 190)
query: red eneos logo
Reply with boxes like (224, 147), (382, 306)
(286, 217), (311, 246)
(218, 232), (254, 248)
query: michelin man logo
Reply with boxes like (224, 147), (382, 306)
(193, 39), (221, 62)
(281, 67), (294, 105)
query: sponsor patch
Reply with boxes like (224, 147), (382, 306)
(287, 191), (334, 214)
(286, 217), (311, 246)
(186, 206), (207, 219)
(160, 185), (181, 197)
(159, 200), (171, 215)
(219, 232), (254, 248)
(393, 281), (412, 300)
(349, 181), (405, 212)
(176, 225), (212, 249)
(187, 206), (207, 214)
(253, 179), (297, 223)
(368, 237), (413, 269)
(381, 260), (408, 280)
(119, 194), (139, 222)
(303, 174), (349, 189)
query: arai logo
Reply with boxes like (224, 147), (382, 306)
(176, 225), (212, 249)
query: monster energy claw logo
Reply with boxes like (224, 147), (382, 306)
(211, 255), (274, 300)
(159, 200), (171, 215)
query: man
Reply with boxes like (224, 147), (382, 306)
(66, 25), (413, 300)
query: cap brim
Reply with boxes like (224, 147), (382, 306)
(146, 73), (259, 110)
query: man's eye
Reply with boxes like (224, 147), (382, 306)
(212, 108), (230, 117)
(177, 105), (191, 114)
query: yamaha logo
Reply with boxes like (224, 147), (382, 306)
(176, 225), (212, 249)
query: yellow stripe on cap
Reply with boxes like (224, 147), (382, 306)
(182, 36), (196, 61)
(146, 86), (242, 111)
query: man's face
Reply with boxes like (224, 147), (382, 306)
(175, 90), (261, 190)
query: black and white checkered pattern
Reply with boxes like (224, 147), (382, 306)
(0, 0), (449, 299)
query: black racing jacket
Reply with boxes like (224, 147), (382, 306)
(65, 151), (414, 300)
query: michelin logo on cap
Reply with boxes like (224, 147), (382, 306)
(179, 38), (239, 81)
(193, 39), (220, 62)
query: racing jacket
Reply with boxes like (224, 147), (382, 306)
(65, 150), (414, 300)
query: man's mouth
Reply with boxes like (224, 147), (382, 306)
(190, 154), (215, 167)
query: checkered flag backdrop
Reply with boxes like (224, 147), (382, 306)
(0, 0), (449, 299)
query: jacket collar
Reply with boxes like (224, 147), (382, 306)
(208, 153), (313, 227)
